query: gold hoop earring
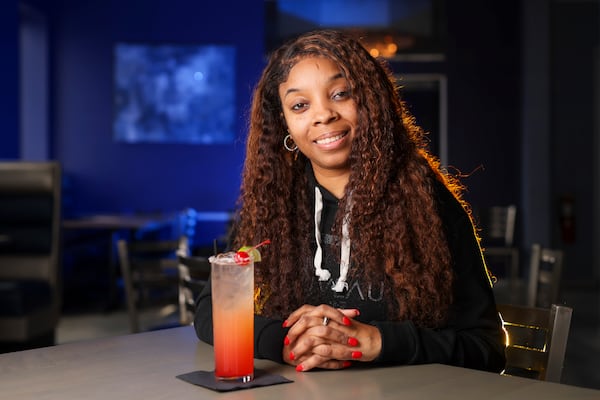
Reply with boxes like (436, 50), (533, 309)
(284, 134), (298, 152)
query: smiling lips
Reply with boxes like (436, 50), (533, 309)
(315, 131), (348, 145)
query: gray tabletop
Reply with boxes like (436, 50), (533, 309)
(0, 326), (598, 399)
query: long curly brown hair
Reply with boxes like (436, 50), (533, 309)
(233, 29), (465, 328)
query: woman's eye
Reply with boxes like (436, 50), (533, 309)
(291, 102), (307, 111)
(333, 90), (349, 100)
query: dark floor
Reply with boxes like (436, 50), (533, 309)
(558, 287), (600, 390)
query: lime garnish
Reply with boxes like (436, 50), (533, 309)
(234, 239), (271, 266)
(238, 246), (262, 262)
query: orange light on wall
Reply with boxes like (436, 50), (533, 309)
(361, 34), (416, 59)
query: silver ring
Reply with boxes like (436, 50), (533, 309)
(322, 317), (329, 326)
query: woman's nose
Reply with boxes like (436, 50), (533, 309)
(312, 102), (338, 125)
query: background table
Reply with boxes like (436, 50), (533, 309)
(0, 326), (598, 400)
(62, 213), (178, 310)
(62, 211), (233, 308)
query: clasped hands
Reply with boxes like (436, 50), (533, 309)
(282, 304), (382, 371)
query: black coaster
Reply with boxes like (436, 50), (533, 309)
(176, 368), (293, 392)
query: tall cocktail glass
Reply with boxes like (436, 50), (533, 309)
(210, 252), (254, 382)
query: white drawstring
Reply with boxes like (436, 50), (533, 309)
(313, 187), (351, 292)
(333, 213), (350, 292)
(313, 187), (331, 281)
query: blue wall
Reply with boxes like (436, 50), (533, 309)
(3, 0), (522, 237)
(50, 0), (264, 217)
(0, 3), (19, 159)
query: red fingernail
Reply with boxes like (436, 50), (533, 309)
(282, 320), (289, 328)
(284, 336), (290, 346)
(354, 309), (360, 316)
(296, 364), (304, 372)
(351, 351), (362, 359)
(347, 337), (358, 346)
(342, 361), (352, 368)
(343, 316), (351, 326)
(289, 351), (295, 361)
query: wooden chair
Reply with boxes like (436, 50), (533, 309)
(497, 303), (573, 383)
(177, 255), (210, 325)
(527, 244), (564, 308)
(480, 205), (519, 284)
(117, 236), (188, 333)
(0, 161), (62, 350)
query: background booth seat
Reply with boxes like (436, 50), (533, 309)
(0, 161), (62, 352)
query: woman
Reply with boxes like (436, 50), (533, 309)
(195, 29), (506, 373)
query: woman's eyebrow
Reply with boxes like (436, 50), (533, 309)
(283, 72), (346, 99)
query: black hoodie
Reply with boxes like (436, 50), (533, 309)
(194, 168), (506, 373)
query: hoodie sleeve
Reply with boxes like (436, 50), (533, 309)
(371, 185), (506, 372)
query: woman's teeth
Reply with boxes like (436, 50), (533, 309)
(316, 132), (346, 144)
